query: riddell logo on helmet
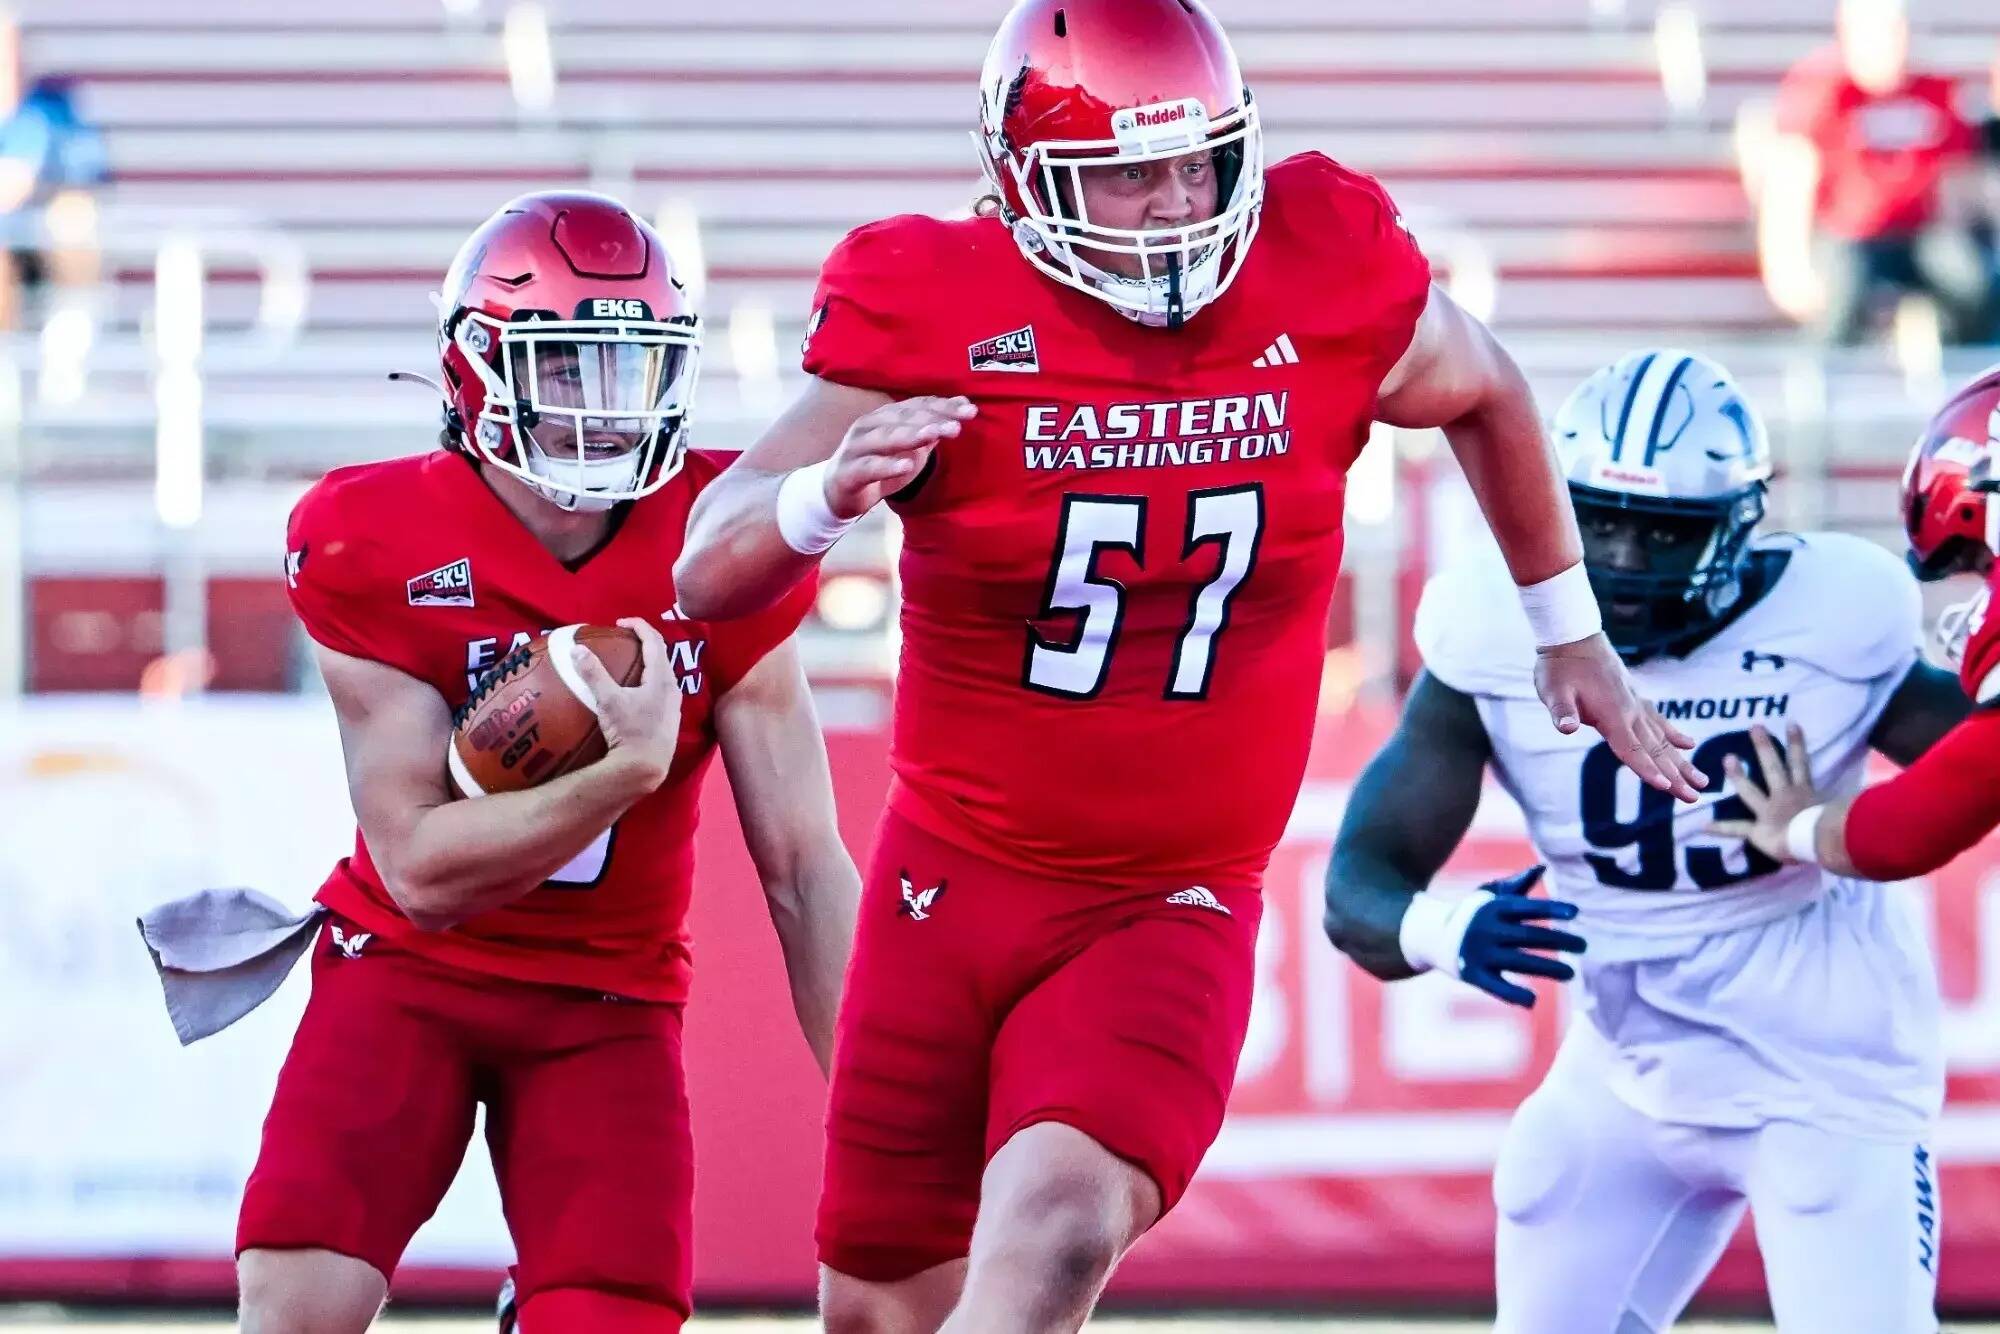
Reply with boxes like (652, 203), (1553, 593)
(1588, 461), (1668, 495)
(1111, 99), (1210, 144)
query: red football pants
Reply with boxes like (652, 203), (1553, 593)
(238, 921), (692, 1330)
(817, 811), (1262, 1282)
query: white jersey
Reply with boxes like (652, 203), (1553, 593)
(1417, 531), (1943, 1137)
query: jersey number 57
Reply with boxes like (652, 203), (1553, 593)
(1024, 484), (1264, 700)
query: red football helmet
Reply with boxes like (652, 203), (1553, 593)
(1902, 364), (2000, 582)
(435, 191), (701, 512)
(976, 0), (1264, 328)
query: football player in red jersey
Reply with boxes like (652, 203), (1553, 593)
(1717, 367), (2000, 880)
(675, 2), (1703, 1329)
(235, 192), (858, 1334)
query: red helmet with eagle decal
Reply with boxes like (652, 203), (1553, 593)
(1903, 364), (2000, 582)
(435, 191), (702, 512)
(975, 0), (1264, 329)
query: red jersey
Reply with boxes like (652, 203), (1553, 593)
(802, 152), (1429, 885)
(1775, 47), (1975, 240)
(284, 448), (813, 1000)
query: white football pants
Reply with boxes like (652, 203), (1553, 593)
(1493, 1028), (1940, 1333)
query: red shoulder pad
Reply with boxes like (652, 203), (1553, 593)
(1262, 152), (1431, 381)
(284, 465), (429, 680)
(802, 214), (957, 396)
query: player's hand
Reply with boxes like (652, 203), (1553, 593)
(569, 617), (684, 788)
(1536, 632), (1706, 802)
(1457, 866), (1586, 1009)
(824, 395), (977, 519)
(1710, 722), (1822, 863)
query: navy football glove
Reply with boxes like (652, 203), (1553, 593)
(1399, 865), (1585, 1009)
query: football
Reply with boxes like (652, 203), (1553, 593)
(446, 624), (643, 797)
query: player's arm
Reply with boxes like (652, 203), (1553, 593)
(319, 620), (680, 932)
(1868, 659), (1973, 767)
(713, 640), (860, 1076)
(1374, 283), (1704, 804)
(1326, 672), (1582, 1007)
(1326, 673), (1491, 977)
(673, 378), (976, 621)
(1718, 713), (2000, 881)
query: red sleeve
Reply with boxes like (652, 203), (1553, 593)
(1345, 170), (1433, 383)
(1272, 153), (1431, 384)
(1846, 708), (2000, 880)
(285, 477), (432, 681)
(706, 569), (819, 693)
(801, 216), (953, 397)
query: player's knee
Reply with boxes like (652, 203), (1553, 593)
(236, 1248), (385, 1334)
(988, 1180), (1126, 1302)
(820, 1282), (928, 1334)
(819, 1289), (891, 1334)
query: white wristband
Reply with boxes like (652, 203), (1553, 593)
(775, 461), (859, 556)
(1518, 562), (1603, 649)
(1398, 890), (1495, 975)
(1785, 805), (1827, 866)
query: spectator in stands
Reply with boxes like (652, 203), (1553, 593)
(0, 12), (106, 330)
(1755, 0), (1993, 346)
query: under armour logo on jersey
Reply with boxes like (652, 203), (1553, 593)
(1252, 334), (1300, 369)
(330, 925), (371, 959)
(898, 872), (947, 921)
(1741, 650), (1787, 673)
(1165, 885), (1231, 916)
(407, 557), (476, 608)
(968, 325), (1039, 373)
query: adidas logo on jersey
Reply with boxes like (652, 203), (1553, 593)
(408, 557), (476, 608)
(1165, 885), (1231, 916)
(969, 325), (1040, 373)
(1252, 334), (1300, 369)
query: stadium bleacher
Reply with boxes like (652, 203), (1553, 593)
(7, 0), (1998, 691)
